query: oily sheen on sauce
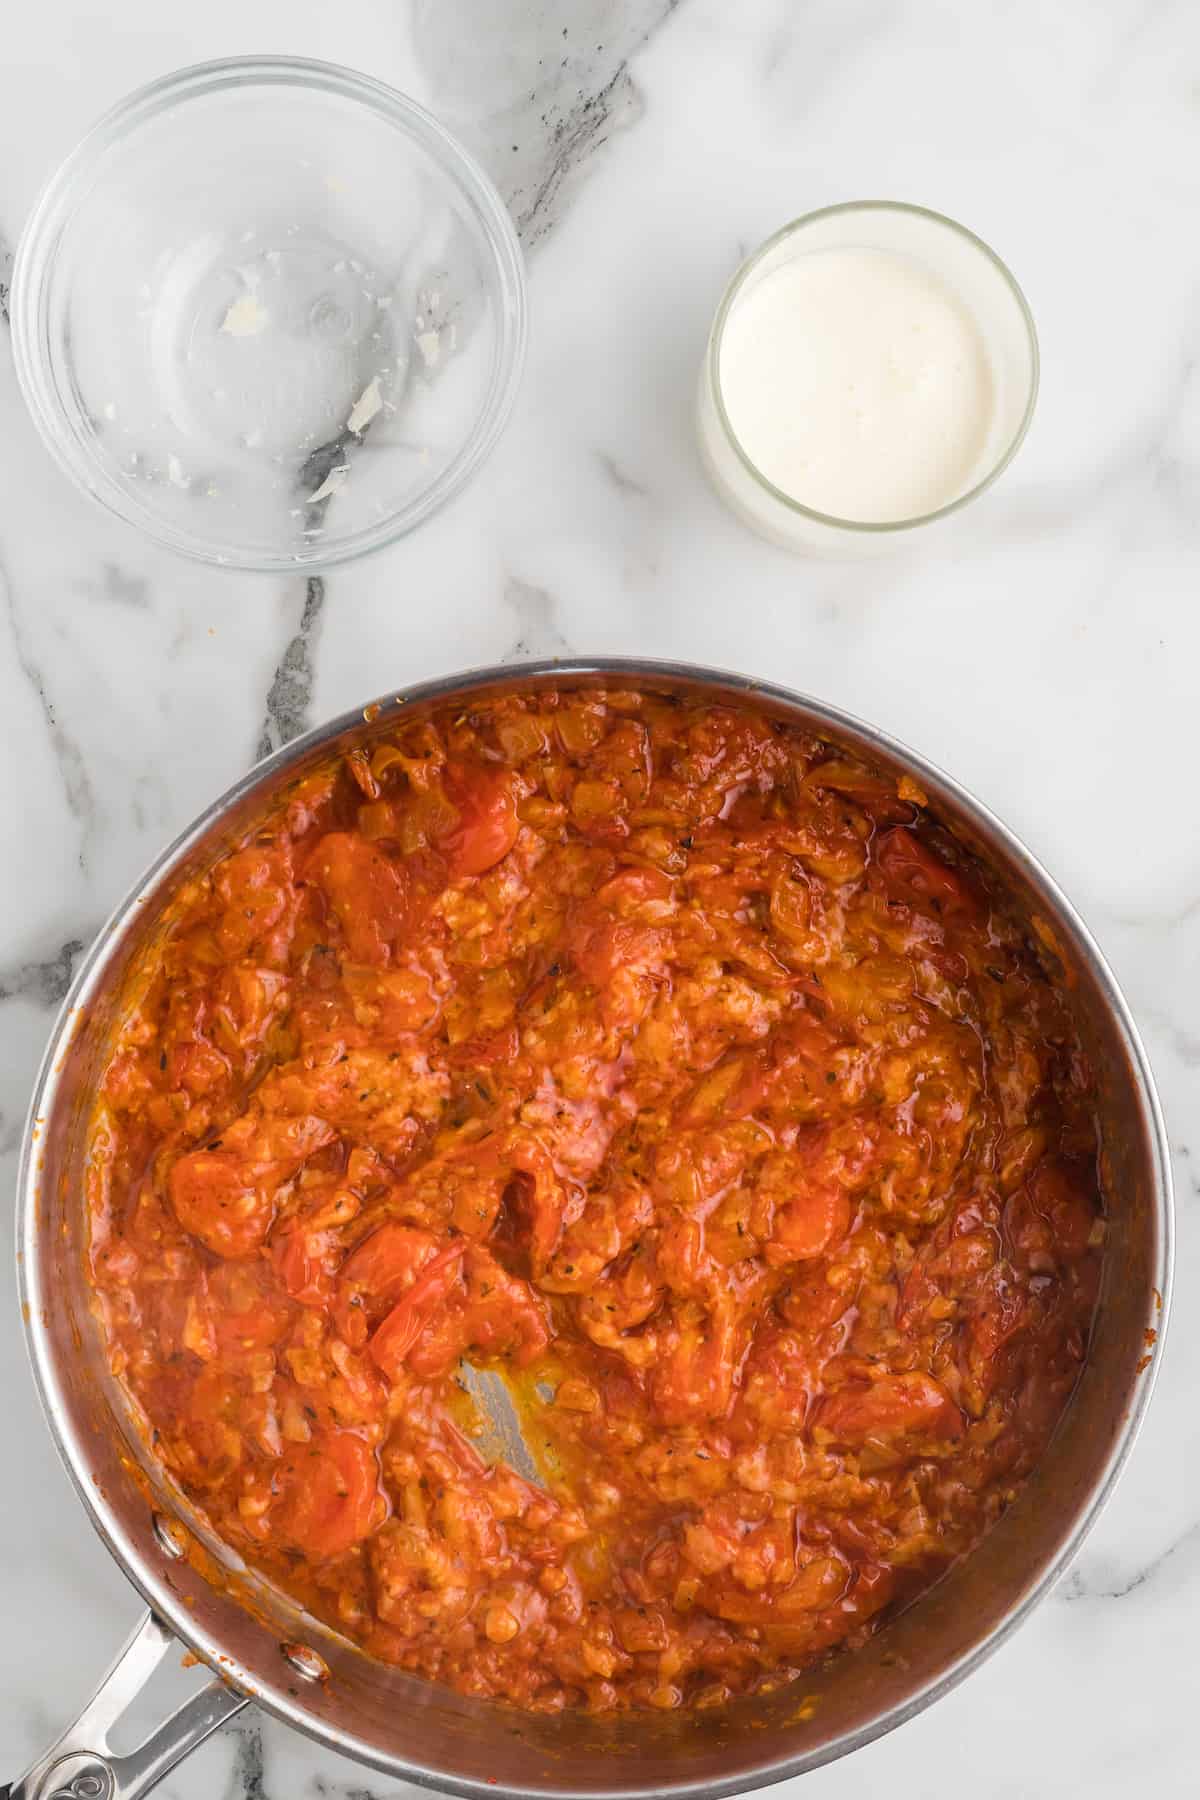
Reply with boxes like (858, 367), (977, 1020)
(88, 688), (1102, 1714)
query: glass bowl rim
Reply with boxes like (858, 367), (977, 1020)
(10, 53), (528, 572)
(705, 198), (1040, 536)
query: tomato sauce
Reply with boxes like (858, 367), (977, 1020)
(88, 688), (1102, 1713)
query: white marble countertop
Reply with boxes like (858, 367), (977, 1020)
(1, 2), (1196, 1795)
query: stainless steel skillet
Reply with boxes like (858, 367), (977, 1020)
(8, 658), (1172, 1800)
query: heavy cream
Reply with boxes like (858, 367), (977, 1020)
(718, 246), (994, 523)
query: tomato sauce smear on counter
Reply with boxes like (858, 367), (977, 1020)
(88, 687), (1103, 1714)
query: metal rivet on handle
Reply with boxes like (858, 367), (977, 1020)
(44, 1758), (113, 1800)
(280, 1642), (328, 1683)
(151, 1512), (188, 1561)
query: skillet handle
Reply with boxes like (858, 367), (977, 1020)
(4, 1610), (248, 1800)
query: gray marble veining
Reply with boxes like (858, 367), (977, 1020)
(2, 557), (96, 865)
(411, 0), (683, 245)
(0, 933), (88, 1006)
(501, 575), (575, 661)
(256, 577), (327, 760)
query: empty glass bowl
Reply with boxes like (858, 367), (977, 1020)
(11, 57), (527, 570)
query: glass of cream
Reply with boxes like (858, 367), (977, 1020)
(697, 201), (1038, 554)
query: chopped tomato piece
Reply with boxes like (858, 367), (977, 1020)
(369, 1241), (468, 1380)
(818, 1372), (963, 1444)
(406, 1245), (551, 1379)
(440, 762), (520, 877)
(307, 832), (425, 964)
(274, 1430), (383, 1560)
(169, 1112), (334, 1258)
(649, 1301), (740, 1425)
(968, 1263), (1030, 1372)
(569, 919), (667, 989)
(754, 1136), (861, 1265)
(272, 1226), (341, 1308)
(778, 1265), (856, 1337)
(212, 847), (295, 961)
(343, 963), (440, 1035)
(508, 1135), (572, 1270)
(769, 1181), (850, 1263)
(208, 1264), (293, 1351)
(593, 865), (675, 915)
(341, 1223), (440, 1302)
(875, 827), (978, 918)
